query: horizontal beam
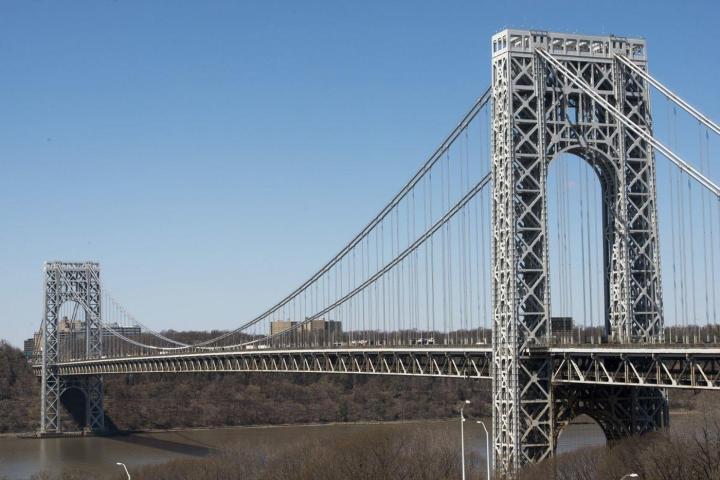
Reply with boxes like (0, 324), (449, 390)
(36, 348), (494, 380)
(37, 346), (720, 390)
(551, 349), (720, 390)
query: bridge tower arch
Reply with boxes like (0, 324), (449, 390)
(490, 30), (666, 475)
(40, 261), (105, 434)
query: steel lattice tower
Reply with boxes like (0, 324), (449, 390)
(40, 261), (105, 433)
(490, 30), (667, 475)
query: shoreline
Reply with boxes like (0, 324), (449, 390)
(4, 408), (699, 440)
(6, 417), (469, 439)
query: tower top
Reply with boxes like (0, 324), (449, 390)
(492, 29), (646, 61)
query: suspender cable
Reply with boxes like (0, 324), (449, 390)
(447, 151), (454, 344)
(700, 124), (711, 337)
(585, 161), (595, 338)
(564, 161), (573, 327)
(667, 102), (679, 336)
(442, 153), (448, 343)
(579, 159), (588, 342)
(424, 174), (431, 340)
(678, 169), (688, 338)
(160, 89), (493, 349)
(592, 172), (602, 337)
(688, 178), (697, 339)
(430, 171), (436, 338)
(707, 131), (718, 332)
(238, 173), (493, 346)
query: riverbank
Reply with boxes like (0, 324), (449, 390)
(6, 417), (459, 439)
(0, 341), (492, 436)
(5, 402), (699, 440)
(0, 419), (485, 479)
(4, 410), (709, 480)
(0, 416), (609, 480)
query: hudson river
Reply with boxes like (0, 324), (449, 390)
(0, 418), (605, 479)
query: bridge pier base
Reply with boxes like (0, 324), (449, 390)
(554, 385), (669, 443)
(83, 375), (106, 432)
(41, 375), (105, 434)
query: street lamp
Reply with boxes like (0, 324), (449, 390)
(620, 475), (639, 480)
(116, 462), (131, 480)
(476, 420), (490, 480)
(460, 400), (471, 480)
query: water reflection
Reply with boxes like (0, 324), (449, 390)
(108, 432), (217, 457)
(557, 415), (607, 453)
(0, 418), (605, 479)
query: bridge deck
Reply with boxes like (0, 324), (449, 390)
(34, 345), (720, 390)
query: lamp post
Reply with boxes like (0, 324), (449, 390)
(620, 475), (639, 480)
(460, 400), (471, 480)
(476, 420), (490, 480)
(116, 462), (131, 480)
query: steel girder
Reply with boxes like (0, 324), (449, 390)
(551, 348), (720, 390)
(555, 384), (668, 441)
(40, 262), (105, 434)
(37, 348), (493, 379)
(490, 30), (665, 476)
(34, 347), (720, 391)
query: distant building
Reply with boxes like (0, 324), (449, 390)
(270, 320), (298, 336)
(27, 319), (141, 357)
(302, 319), (342, 338)
(23, 337), (36, 360)
(102, 323), (141, 337)
(58, 316), (84, 333)
(551, 317), (573, 333)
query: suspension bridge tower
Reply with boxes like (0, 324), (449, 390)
(490, 30), (668, 475)
(40, 261), (105, 434)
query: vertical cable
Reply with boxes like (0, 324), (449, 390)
(667, 101), (680, 337)
(584, 161), (594, 336)
(699, 124), (711, 339)
(430, 170), (436, 340)
(579, 159), (588, 342)
(706, 131), (718, 336)
(688, 178), (697, 341)
(441, 152), (448, 344)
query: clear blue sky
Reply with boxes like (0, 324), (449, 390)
(1, 0), (718, 347)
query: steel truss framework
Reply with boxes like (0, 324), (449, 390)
(34, 30), (714, 479)
(550, 348), (720, 390)
(491, 30), (665, 475)
(41, 348), (494, 379)
(555, 385), (668, 441)
(41, 262), (105, 433)
(36, 346), (720, 390)
(37, 347), (720, 392)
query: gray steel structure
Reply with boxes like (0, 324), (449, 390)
(31, 29), (720, 478)
(39, 347), (494, 378)
(490, 30), (665, 474)
(32, 346), (720, 391)
(40, 261), (105, 433)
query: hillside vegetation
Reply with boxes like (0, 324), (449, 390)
(0, 339), (489, 433)
(0, 341), (38, 432)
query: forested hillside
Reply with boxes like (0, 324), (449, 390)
(1, 338), (713, 436)
(0, 341), (38, 432)
(0, 339), (489, 433)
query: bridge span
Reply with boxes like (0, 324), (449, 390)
(37, 346), (720, 391)
(31, 29), (720, 477)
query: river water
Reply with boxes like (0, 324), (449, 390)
(0, 418), (605, 479)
